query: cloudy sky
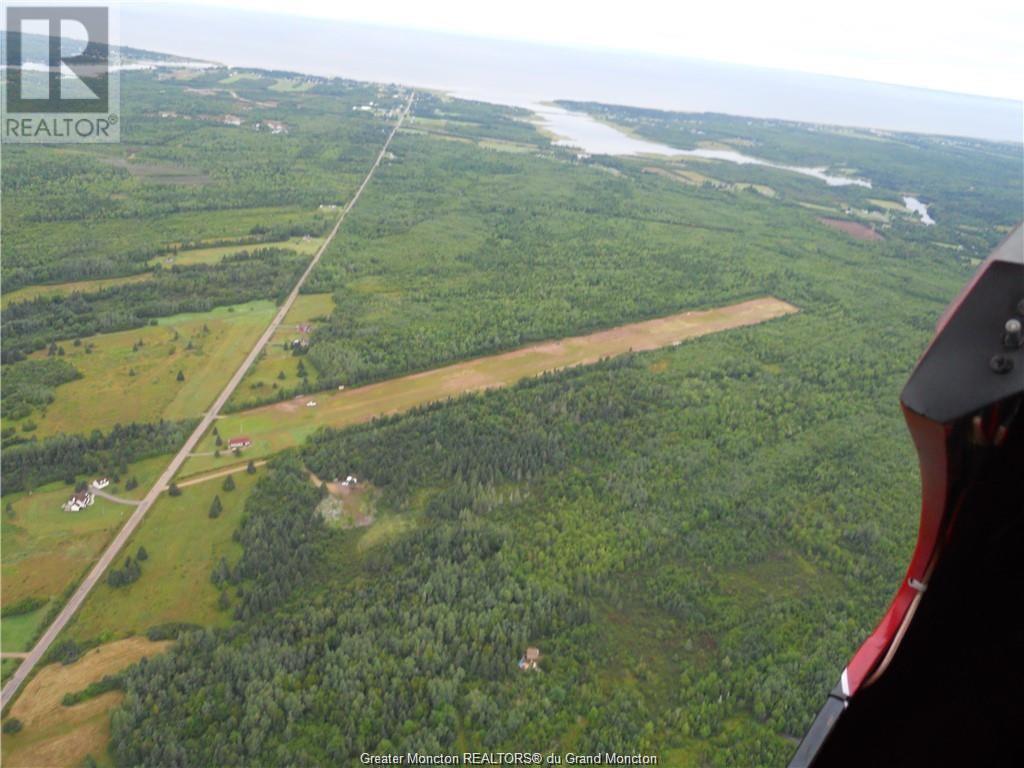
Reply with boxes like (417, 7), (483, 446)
(168, 0), (1022, 101)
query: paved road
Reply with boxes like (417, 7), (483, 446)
(0, 93), (414, 710)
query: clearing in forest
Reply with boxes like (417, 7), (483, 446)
(11, 300), (277, 438)
(0, 273), (155, 308)
(181, 296), (797, 475)
(230, 293), (336, 408)
(65, 470), (259, 643)
(150, 235), (324, 268)
(819, 217), (884, 242)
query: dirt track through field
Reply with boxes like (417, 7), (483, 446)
(175, 460), (269, 489)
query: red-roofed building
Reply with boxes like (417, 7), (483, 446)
(228, 436), (252, 450)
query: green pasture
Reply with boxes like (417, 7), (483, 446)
(66, 469), (260, 643)
(16, 301), (276, 438)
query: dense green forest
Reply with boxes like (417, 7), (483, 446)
(1, 69), (402, 290)
(293, 100), (1013, 397)
(558, 100), (1022, 256)
(3, 57), (1020, 766)
(109, 176), (970, 762)
(1, 419), (196, 492)
(300, 128), (788, 388)
(0, 358), (82, 420)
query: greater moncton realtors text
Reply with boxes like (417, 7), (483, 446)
(360, 754), (659, 765)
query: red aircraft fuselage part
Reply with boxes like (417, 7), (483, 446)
(842, 410), (953, 694)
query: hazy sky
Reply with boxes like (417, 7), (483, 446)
(163, 0), (1023, 101)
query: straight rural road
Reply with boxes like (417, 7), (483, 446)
(0, 92), (414, 710)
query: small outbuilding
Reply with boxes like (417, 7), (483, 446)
(93, 477), (110, 490)
(228, 436), (252, 450)
(518, 647), (541, 671)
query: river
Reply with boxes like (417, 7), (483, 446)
(536, 104), (872, 186)
(903, 197), (936, 225)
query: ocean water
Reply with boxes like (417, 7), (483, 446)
(117, 5), (1023, 144)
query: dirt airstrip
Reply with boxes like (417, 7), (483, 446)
(183, 296), (798, 475)
(819, 217), (884, 242)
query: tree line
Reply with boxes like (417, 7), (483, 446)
(1, 419), (198, 492)
(1, 248), (305, 362)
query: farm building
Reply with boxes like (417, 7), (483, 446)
(306, 400), (317, 407)
(63, 490), (95, 512)
(93, 477), (110, 489)
(228, 436), (252, 450)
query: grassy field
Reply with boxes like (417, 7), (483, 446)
(219, 72), (263, 85)
(0, 273), (154, 309)
(269, 77), (316, 92)
(229, 293), (335, 408)
(150, 235), (323, 268)
(2, 485), (130, 611)
(1, 637), (170, 768)
(15, 300), (276, 438)
(105, 453), (176, 501)
(868, 198), (909, 212)
(1, 601), (53, 653)
(284, 292), (335, 324)
(181, 297), (797, 475)
(65, 469), (259, 643)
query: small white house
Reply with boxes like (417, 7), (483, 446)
(93, 477), (110, 490)
(63, 490), (95, 512)
(306, 400), (317, 408)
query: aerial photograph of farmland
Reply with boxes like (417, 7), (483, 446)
(1, 1), (1021, 766)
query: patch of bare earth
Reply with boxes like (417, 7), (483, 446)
(819, 217), (883, 241)
(313, 479), (375, 528)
